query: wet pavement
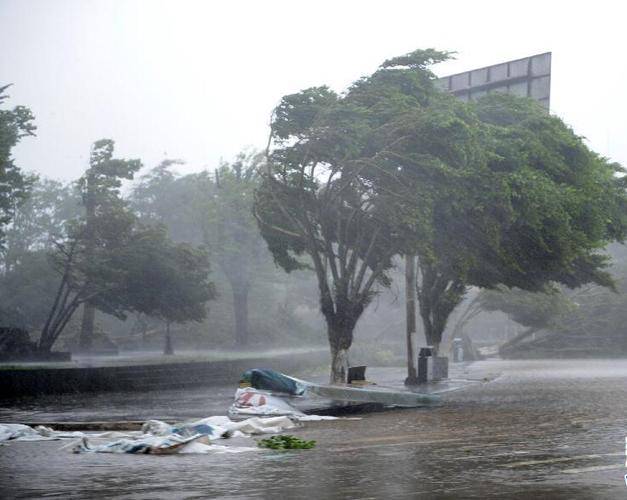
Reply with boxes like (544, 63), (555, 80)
(1, 358), (627, 498)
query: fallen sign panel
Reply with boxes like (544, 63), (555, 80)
(305, 383), (439, 407)
(231, 369), (439, 417)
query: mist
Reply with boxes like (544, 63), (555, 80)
(2, 2), (627, 498)
(2, 0), (626, 182)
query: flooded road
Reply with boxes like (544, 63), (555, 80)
(1, 358), (627, 498)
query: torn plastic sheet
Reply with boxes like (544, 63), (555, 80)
(0, 415), (303, 454)
(74, 415), (301, 454)
(0, 423), (114, 442)
(239, 369), (306, 395)
(71, 434), (258, 455)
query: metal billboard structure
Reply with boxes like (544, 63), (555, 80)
(437, 52), (551, 110)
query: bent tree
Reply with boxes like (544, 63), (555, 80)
(477, 285), (575, 356)
(132, 156), (266, 347)
(255, 168), (400, 383)
(117, 226), (216, 355)
(131, 157), (270, 347)
(254, 50), (455, 383)
(0, 84), (36, 248)
(202, 152), (266, 347)
(39, 213), (136, 353)
(410, 93), (627, 353)
(38, 221), (215, 353)
(78, 139), (141, 351)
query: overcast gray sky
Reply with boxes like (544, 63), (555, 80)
(1, 0), (626, 181)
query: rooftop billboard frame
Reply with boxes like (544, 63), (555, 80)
(437, 52), (551, 109)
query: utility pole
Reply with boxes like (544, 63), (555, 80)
(404, 254), (418, 385)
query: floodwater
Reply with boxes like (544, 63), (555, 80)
(1, 359), (627, 498)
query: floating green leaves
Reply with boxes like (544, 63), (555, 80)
(257, 435), (316, 450)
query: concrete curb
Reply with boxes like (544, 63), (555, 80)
(0, 350), (329, 399)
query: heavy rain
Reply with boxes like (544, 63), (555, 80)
(1, 1), (627, 498)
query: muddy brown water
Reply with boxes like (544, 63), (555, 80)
(1, 359), (627, 498)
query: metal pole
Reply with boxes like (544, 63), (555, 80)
(405, 254), (418, 385)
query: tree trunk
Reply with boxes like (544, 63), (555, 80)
(330, 343), (350, 385)
(421, 317), (444, 355)
(417, 265), (466, 358)
(164, 321), (174, 355)
(404, 254), (418, 385)
(232, 286), (249, 347)
(327, 320), (354, 384)
(40, 301), (80, 354)
(419, 301), (445, 356)
(79, 303), (95, 352)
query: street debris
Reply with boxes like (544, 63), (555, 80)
(257, 435), (316, 450)
(1, 368), (438, 455)
(228, 368), (439, 417)
(0, 416), (303, 454)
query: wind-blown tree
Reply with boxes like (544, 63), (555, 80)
(201, 151), (266, 346)
(113, 225), (216, 355)
(2, 178), (81, 270)
(0, 178), (81, 332)
(478, 285), (575, 355)
(131, 159), (206, 245)
(39, 206), (135, 352)
(256, 168), (401, 383)
(78, 139), (142, 351)
(0, 250), (61, 332)
(477, 245), (627, 357)
(0, 84), (36, 248)
(132, 154), (278, 347)
(409, 91), (627, 354)
(38, 219), (215, 353)
(555, 245), (627, 345)
(254, 51), (460, 383)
